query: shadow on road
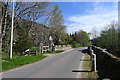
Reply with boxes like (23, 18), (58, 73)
(78, 49), (89, 54)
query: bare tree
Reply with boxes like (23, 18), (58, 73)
(2, 2), (51, 54)
(0, 2), (4, 53)
(47, 5), (65, 45)
(90, 27), (99, 39)
(2, 2), (10, 41)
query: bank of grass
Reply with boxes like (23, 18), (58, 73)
(44, 50), (65, 54)
(80, 54), (98, 79)
(1, 54), (47, 72)
(0, 61), (1, 72)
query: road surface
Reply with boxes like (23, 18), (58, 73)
(2, 48), (86, 78)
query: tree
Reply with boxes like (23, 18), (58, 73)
(73, 30), (90, 47)
(29, 22), (50, 46)
(0, 2), (4, 53)
(13, 25), (32, 55)
(48, 5), (66, 45)
(2, 2), (11, 53)
(90, 27), (99, 39)
(13, 2), (52, 53)
(93, 21), (119, 56)
(14, 2), (50, 21)
(50, 25), (66, 45)
(48, 5), (63, 27)
(2, 2), (51, 55)
(2, 2), (9, 40)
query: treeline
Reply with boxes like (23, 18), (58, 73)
(93, 21), (120, 57)
(70, 30), (90, 47)
(1, 2), (90, 57)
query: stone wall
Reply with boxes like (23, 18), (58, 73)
(55, 45), (71, 51)
(91, 46), (120, 78)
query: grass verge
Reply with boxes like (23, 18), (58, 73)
(80, 54), (98, 79)
(44, 50), (65, 54)
(1, 54), (47, 72)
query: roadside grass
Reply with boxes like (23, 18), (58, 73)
(44, 50), (65, 54)
(0, 61), (1, 72)
(2, 52), (10, 61)
(80, 54), (98, 79)
(1, 54), (47, 72)
(74, 46), (82, 48)
(78, 46), (87, 48)
(54, 50), (65, 53)
(74, 46), (87, 48)
(0, 53), (2, 72)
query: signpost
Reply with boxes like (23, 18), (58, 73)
(49, 36), (54, 52)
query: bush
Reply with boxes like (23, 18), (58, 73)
(71, 41), (79, 48)
(55, 50), (65, 53)
(31, 46), (39, 51)
(2, 52), (9, 60)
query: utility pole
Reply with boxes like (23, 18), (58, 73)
(10, 0), (14, 59)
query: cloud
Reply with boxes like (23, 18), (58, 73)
(66, 2), (118, 33)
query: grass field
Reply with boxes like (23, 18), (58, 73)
(1, 54), (47, 72)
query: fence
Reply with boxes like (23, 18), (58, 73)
(42, 46), (50, 53)
(91, 46), (120, 78)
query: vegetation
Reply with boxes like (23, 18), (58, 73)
(48, 5), (67, 45)
(92, 46), (120, 78)
(13, 25), (32, 55)
(1, 2), (67, 57)
(44, 50), (65, 54)
(1, 2), (90, 72)
(92, 21), (120, 57)
(1, 54), (47, 72)
(70, 30), (90, 48)
(1, 2), (90, 58)
(54, 50), (65, 53)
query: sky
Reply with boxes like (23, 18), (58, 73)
(55, 2), (118, 34)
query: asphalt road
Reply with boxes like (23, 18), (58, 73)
(2, 48), (86, 78)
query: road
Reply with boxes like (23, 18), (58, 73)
(2, 48), (86, 78)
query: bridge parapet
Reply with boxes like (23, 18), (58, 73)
(89, 46), (120, 78)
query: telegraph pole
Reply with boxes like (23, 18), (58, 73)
(10, 0), (14, 59)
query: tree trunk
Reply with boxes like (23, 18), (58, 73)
(0, 5), (4, 53)
(2, 3), (8, 40)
